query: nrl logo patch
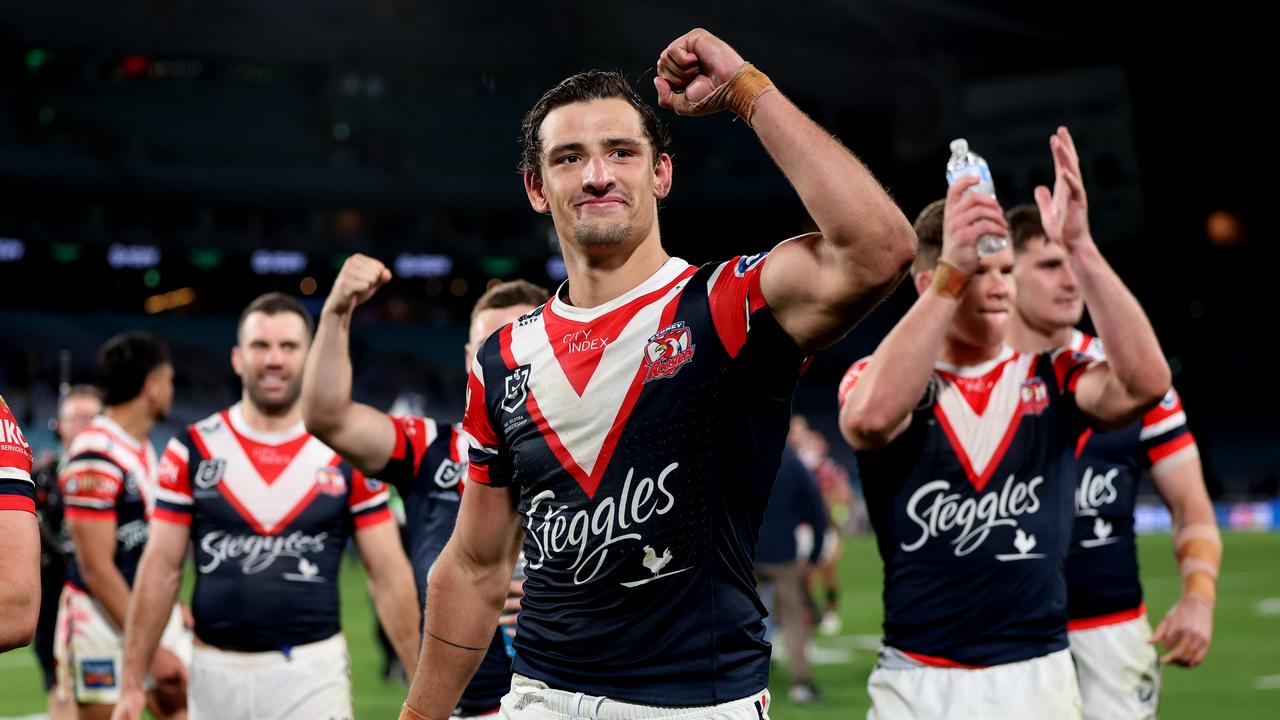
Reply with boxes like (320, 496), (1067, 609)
(194, 459), (227, 489)
(643, 321), (695, 383)
(501, 366), (531, 414)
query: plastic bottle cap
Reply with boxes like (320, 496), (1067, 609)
(950, 138), (969, 154)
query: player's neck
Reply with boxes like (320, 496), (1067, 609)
(560, 234), (669, 309)
(238, 397), (303, 434)
(940, 337), (1006, 368)
(104, 402), (154, 444)
(1007, 313), (1072, 354)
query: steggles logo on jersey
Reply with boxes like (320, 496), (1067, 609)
(282, 558), (324, 583)
(198, 530), (329, 575)
(1020, 377), (1049, 416)
(643, 321), (696, 383)
(902, 474), (1044, 556)
(524, 462), (681, 586)
(502, 366), (531, 414)
(194, 459), (226, 489)
(995, 528), (1045, 561)
(1080, 517), (1116, 549)
(1074, 465), (1119, 517)
(314, 467), (346, 496)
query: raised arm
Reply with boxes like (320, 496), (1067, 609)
(840, 177), (1007, 450)
(655, 28), (917, 351)
(301, 254), (400, 476)
(1037, 127), (1171, 428)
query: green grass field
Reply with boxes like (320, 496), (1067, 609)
(2, 532), (1277, 718)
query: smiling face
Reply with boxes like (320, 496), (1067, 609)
(523, 98), (672, 259)
(232, 311), (311, 416)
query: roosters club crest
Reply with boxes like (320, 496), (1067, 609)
(644, 322), (696, 383)
(1020, 377), (1049, 416)
(315, 466), (347, 496)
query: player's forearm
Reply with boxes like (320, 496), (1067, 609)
(301, 308), (357, 438)
(405, 544), (513, 719)
(1070, 241), (1170, 405)
(751, 91), (915, 286)
(841, 291), (956, 448)
(79, 555), (133, 628)
(368, 558), (423, 679)
(120, 548), (182, 691)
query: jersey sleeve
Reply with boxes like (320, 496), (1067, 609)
(0, 398), (35, 514)
(463, 351), (514, 488)
(377, 415), (438, 490)
(705, 253), (774, 360)
(837, 357), (873, 408)
(1050, 347), (1098, 396)
(1139, 387), (1197, 469)
(59, 433), (124, 522)
(347, 467), (392, 529)
(153, 434), (195, 526)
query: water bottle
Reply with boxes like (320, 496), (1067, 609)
(945, 139), (1008, 256)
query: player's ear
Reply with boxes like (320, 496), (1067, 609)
(524, 170), (550, 214)
(653, 153), (673, 200)
(231, 346), (244, 377)
(913, 270), (932, 296)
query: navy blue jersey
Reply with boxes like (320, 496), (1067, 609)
(463, 256), (808, 706)
(1065, 331), (1196, 626)
(59, 416), (157, 592)
(153, 405), (391, 652)
(839, 347), (1094, 667)
(0, 395), (35, 514)
(377, 415), (511, 715)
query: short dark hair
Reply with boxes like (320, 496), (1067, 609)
(520, 70), (672, 177)
(911, 199), (946, 274)
(97, 333), (170, 406)
(471, 280), (551, 324)
(237, 292), (314, 343)
(1006, 203), (1047, 254)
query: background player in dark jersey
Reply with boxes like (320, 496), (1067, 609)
(302, 254), (548, 718)
(0, 392), (39, 652)
(57, 333), (188, 720)
(113, 293), (420, 720)
(31, 385), (101, 720)
(754, 447), (827, 704)
(401, 27), (916, 720)
(838, 127), (1172, 719)
(1005, 202), (1219, 717)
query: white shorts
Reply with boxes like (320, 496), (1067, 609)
(1069, 614), (1160, 720)
(53, 584), (193, 705)
(498, 674), (771, 720)
(188, 633), (352, 720)
(868, 647), (1081, 720)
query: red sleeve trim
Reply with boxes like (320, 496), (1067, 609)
(468, 462), (492, 486)
(152, 507), (193, 526)
(66, 506), (116, 521)
(1148, 433), (1196, 465)
(354, 507), (393, 529)
(0, 495), (35, 513)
